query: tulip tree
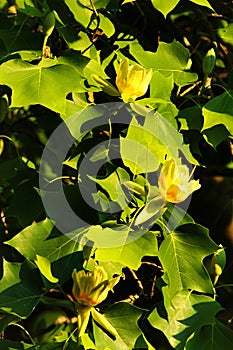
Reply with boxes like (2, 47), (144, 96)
(0, 0), (233, 349)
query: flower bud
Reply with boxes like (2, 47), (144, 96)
(202, 48), (216, 77)
(205, 246), (226, 285)
(116, 58), (153, 102)
(43, 11), (55, 38)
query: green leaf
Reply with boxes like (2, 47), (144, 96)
(17, 1), (43, 17)
(137, 97), (179, 127)
(0, 339), (32, 350)
(0, 58), (85, 114)
(90, 167), (130, 210)
(158, 223), (218, 297)
(0, 29), (43, 56)
(160, 203), (194, 233)
(51, 251), (83, 285)
(35, 254), (59, 283)
(150, 71), (174, 101)
(5, 219), (80, 263)
(63, 98), (89, 120)
(120, 114), (172, 175)
(120, 132), (160, 174)
(149, 288), (221, 350)
(122, 0), (136, 4)
(92, 0), (112, 8)
(190, 0), (214, 11)
(95, 230), (158, 270)
(202, 125), (230, 149)
(202, 91), (233, 135)
(91, 308), (119, 339)
(134, 195), (165, 227)
(0, 1), (8, 10)
(130, 40), (198, 86)
(218, 23), (233, 46)
(86, 226), (158, 269)
(81, 334), (97, 350)
(186, 320), (233, 350)
(63, 153), (81, 169)
(177, 106), (203, 131)
(0, 260), (43, 317)
(99, 14), (115, 37)
(15, 0), (34, 8)
(0, 313), (20, 333)
(99, 260), (124, 277)
(94, 303), (144, 350)
(0, 158), (24, 186)
(0, 340), (77, 350)
(55, 14), (91, 51)
(64, 0), (112, 27)
(121, 110), (197, 175)
(64, 0), (92, 27)
(7, 180), (44, 227)
(57, 49), (90, 76)
(90, 13), (115, 37)
(151, 0), (180, 17)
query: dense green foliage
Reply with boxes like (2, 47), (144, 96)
(0, 0), (233, 349)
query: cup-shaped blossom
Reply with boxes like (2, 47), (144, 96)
(116, 58), (153, 102)
(72, 266), (119, 307)
(158, 159), (200, 203)
(72, 267), (120, 337)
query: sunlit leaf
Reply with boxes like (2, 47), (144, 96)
(218, 23), (233, 46)
(94, 303), (144, 350)
(90, 167), (130, 210)
(149, 287), (221, 350)
(190, 0), (214, 11)
(202, 91), (233, 135)
(5, 219), (80, 262)
(159, 223), (218, 297)
(130, 40), (198, 86)
(86, 226), (158, 269)
(0, 58), (85, 114)
(151, 0), (180, 17)
(64, 0), (92, 27)
(35, 254), (59, 283)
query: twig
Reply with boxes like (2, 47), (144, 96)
(179, 81), (202, 97)
(128, 268), (144, 292)
(117, 294), (140, 304)
(141, 261), (164, 272)
(90, 0), (98, 17)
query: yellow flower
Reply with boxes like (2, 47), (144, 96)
(116, 58), (153, 102)
(158, 159), (200, 203)
(72, 266), (119, 307)
(72, 266), (120, 337)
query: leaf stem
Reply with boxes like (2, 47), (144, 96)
(10, 323), (36, 345)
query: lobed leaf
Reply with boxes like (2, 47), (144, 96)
(130, 40), (198, 86)
(159, 223), (219, 297)
(0, 58), (85, 114)
(149, 287), (221, 350)
(0, 260), (43, 318)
